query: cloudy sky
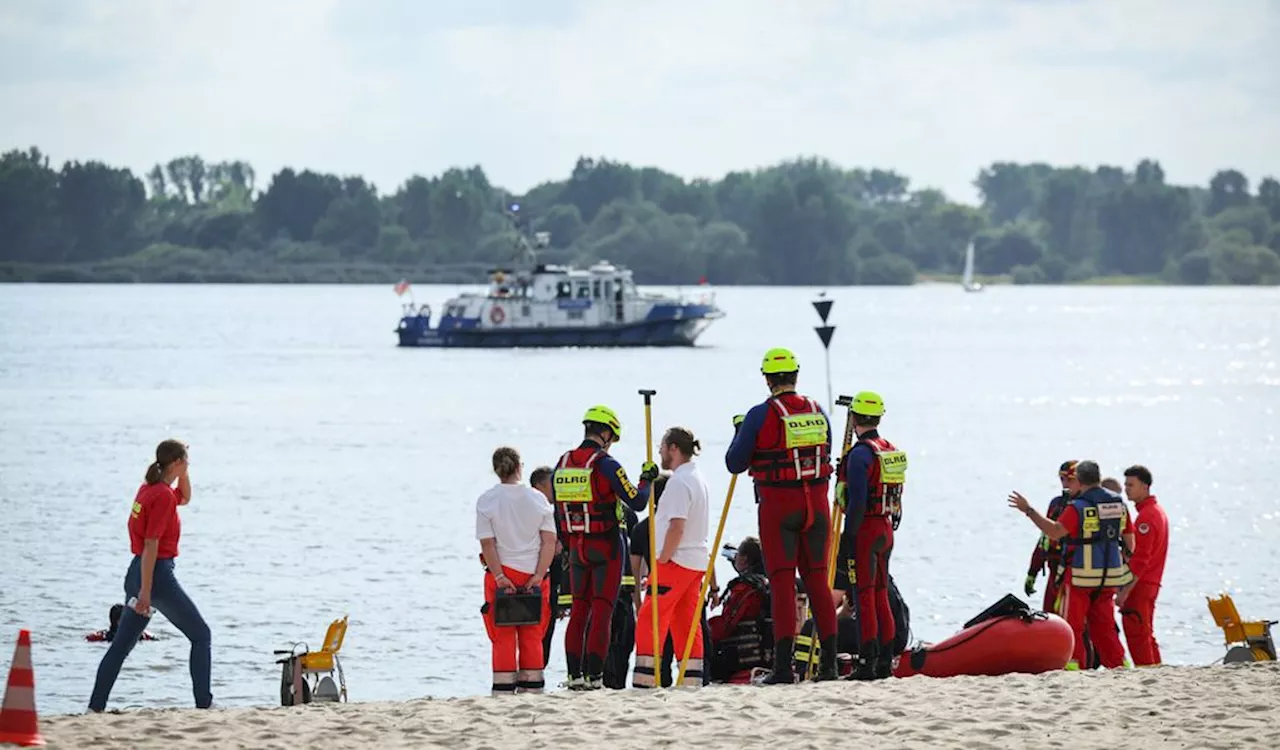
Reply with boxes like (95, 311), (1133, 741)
(2, 0), (1277, 203)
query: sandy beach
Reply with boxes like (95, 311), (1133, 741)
(36, 664), (1280, 749)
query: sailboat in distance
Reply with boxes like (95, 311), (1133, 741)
(962, 241), (984, 292)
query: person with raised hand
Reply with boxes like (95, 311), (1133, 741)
(89, 439), (211, 712)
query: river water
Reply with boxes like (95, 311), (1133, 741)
(0, 283), (1277, 715)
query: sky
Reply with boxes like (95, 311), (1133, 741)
(1, 0), (1278, 204)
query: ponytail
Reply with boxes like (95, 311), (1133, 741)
(662, 426), (701, 458)
(145, 439), (188, 485)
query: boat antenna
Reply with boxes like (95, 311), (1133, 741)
(506, 203), (544, 266)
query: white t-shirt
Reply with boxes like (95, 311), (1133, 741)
(475, 482), (555, 575)
(655, 461), (711, 571)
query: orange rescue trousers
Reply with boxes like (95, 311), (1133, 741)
(482, 566), (551, 694)
(633, 561), (705, 687)
(1121, 580), (1162, 666)
(1063, 585), (1127, 669)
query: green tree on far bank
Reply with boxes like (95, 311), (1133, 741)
(0, 146), (1276, 286)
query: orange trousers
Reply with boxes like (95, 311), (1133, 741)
(1063, 585), (1127, 669)
(633, 561), (705, 687)
(482, 566), (550, 693)
(1121, 581), (1162, 666)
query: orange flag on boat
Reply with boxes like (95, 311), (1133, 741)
(393, 279), (411, 296)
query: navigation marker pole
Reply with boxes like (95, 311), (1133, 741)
(812, 294), (836, 416)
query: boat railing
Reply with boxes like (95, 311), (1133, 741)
(670, 287), (717, 307)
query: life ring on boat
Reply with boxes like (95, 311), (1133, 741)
(490, 306), (506, 325)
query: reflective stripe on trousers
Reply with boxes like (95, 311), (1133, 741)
(492, 670), (517, 695)
(516, 668), (545, 693)
(633, 654), (657, 688)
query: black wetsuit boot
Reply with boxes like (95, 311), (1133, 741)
(566, 652), (584, 689)
(852, 642), (878, 681)
(583, 653), (604, 690)
(815, 636), (839, 681)
(874, 641), (894, 680)
(763, 637), (796, 684)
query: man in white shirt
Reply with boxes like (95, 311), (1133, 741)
(632, 427), (711, 688)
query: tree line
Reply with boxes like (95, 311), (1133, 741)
(2, 146), (1278, 285)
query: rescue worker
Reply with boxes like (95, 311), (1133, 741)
(530, 466), (569, 670)
(603, 503), (639, 689)
(837, 391), (907, 680)
(476, 447), (556, 694)
(554, 405), (656, 690)
(1020, 461), (1100, 667)
(1024, 461), (1079, 613)
(86, 604), (157, 643)
(633, 427), (711, 688)
(1117, 465), (1168, 667)
(708, 537), (773, 683)
(629, 476), (680, 688)
(725, 347), (838, 684)
(1009, 460), (1134, 670)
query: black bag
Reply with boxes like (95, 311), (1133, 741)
(493, 590), (543, 626)
(889, 576), (911, 655)
(276, 654), (311, 707)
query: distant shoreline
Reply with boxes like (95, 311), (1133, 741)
(916, 272), (1167, 287)
(0, 262), (1210, 287)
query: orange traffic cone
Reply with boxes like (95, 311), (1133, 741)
(0, 630), (43, 747)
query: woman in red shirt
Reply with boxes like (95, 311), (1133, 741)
(88, 439), (212, 712)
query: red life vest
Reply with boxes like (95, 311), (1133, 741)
(857, 435), (905, 519)
(748, 395), (833, 487)
(554, 447), (620, 536)
(1041, 493), (1072, 565)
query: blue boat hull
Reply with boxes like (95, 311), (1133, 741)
(396, 315), (716, 348)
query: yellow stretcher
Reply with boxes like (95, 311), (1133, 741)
(1206, 594), (1276, 663)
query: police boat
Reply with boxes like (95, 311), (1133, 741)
(395, 216), (725, 348)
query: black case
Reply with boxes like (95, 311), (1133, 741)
(493, 590), (544, 626)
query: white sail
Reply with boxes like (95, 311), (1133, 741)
(962, 241), (983, 292)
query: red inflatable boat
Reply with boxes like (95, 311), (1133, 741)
(893, 612), (1074, 678)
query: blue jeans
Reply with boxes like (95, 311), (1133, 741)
(89, 556), (212, 711)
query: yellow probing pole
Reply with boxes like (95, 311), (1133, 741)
(826, 394), (858, 589)
(677, 473), (737, 686)
(639, 388), (661, 686)
(806, 394), (857, 679)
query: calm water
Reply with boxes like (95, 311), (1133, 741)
(1, 283), (1277, 715)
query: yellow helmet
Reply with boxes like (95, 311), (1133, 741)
(850, 391), (885, 417)
(582, 405), (622, 439)
(760, 347), (799, 375)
